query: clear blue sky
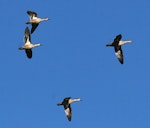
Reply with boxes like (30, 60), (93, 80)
(0, 0), (150, 128)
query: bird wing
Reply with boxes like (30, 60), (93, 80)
(24, 27), (31, 44)
(27, 11), (38, 20)
(64, 104), (72, 121)
(31, 23), (39, 34)
(113, 34), (122, 45)
(25, 49), (32, 59)
(114, 46), (123, 64)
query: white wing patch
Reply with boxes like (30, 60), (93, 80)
(65, 107), (72, 121)
(115, 49), (123, 64)
(65, 108), (70, 116)
(25, 37), (31, 45)
(115, 50), (122, 59)
(32, 16), (38, 20)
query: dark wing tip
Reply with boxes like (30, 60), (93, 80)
(116, 34), (122, 40)
(119, 59), (124, 64)
(27, 55), (32, 59)
(68, 117), (71, 121)
(31, 30), (34, 34)
(117, 34), (122, 37)
(27, 11), (33, 15)
(27, 10), (37, 16)
(66, 111), (72, 121)
(65, 97), (71, 100)
(27, 10), (30, 14)
(27, 10), (34, 13)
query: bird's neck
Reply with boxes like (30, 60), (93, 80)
(73, 98), (81, 102)
(69, 98), (80, 104)
(33, 43), (41, 47)
(119, 40), (132, 45)
(41, 18), (48, 21)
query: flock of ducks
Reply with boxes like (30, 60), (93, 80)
(18, 10), (132, 122)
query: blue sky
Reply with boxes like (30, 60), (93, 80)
(0, 0), (150, 127)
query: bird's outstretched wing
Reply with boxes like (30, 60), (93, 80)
(115, 46), (123, 64)
(27, 11), (38, 19)
(31, 23), (39, 34)
(64, 104), (72, 121)
(25, 49), (32, 59)
(24, 27), (31, 44)
(113, 34), (122, 45)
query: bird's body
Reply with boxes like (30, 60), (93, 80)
(19, 43), (40, 50)
(57, 97), (81, 121)
(26, 11), (48, 33)
(19, 27), (41, 59)
(106, 34), (132, 64)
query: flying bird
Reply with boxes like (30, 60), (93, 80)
(18, 27), (41, 59)
(57, 97), (81, 121)
(26, 10), (49, 34)
(106, 34), (132, 64)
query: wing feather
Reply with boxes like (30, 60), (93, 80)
(64, 105), (72, 121)
(31, 23), (39, 34)
(115, 46), (123, 64)
(25, 49), (32, 59)
(24, 27), (31, 44)
(113, 34), (122, 45)
(27, 11), (38, 18)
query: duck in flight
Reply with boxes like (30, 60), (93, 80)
(26, 10), (49, 34)
(106, 34), (132, 64)
(18, 27), (41, 59)
(57, 97), (81, 121)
